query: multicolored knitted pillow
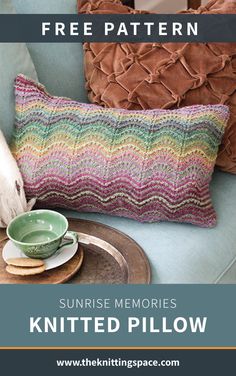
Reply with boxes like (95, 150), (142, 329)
(12, 75), (229, 227)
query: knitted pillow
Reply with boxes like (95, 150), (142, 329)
(78, 0), (236, 174)
(12, 75), (229, 227)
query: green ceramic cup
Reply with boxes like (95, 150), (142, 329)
(6, 210), (78, 259)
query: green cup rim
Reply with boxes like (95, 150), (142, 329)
(6, 210), (68, 246)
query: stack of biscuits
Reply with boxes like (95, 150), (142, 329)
(5, 258), (45, 276)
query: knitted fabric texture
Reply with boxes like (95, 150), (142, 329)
(12, 75), (229, 227)
(78, 0), (236, 174)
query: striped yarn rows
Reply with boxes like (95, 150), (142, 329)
(12, 75), (229, 227)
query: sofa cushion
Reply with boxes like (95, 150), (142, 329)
(78, 0), (236, 174)
(12, 0), (88, 103)
(0, 0), (38, 142)
(12, 74), (229, 227)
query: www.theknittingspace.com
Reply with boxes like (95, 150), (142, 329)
(56, 357), (180, 369)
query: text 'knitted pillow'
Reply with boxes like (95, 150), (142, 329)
(12, 75), (229, 227)
(78, 0), (236, 174)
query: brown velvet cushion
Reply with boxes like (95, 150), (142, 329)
(78, 0), (236, 174)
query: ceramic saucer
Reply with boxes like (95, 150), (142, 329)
(2, 240), (78, 270)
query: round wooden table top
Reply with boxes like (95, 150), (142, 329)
(0, 217), (151, 284)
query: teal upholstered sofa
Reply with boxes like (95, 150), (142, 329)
(1, 0), (236, 283)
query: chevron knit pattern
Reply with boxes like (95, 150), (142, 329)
(12, 75), (229, 227)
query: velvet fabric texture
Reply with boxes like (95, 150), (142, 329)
(78, 0), (236, 174)
(12, 75), (229, 227)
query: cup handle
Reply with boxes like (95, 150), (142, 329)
(58, 231), (78, 252)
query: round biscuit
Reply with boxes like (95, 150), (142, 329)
(6, 258), (44, 268)
(6, 264), (46, 276)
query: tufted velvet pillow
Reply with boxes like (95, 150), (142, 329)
(12, 75), (229, 227)
(78, 0), (236, 174)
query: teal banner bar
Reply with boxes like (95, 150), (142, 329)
(0, 285), (235, 347)
(0, 14), (236, 43)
